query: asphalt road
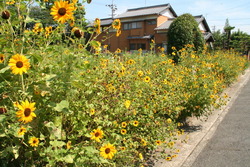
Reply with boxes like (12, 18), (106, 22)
(190, 75), (250, 167)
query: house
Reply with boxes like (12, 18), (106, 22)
(95, 4), (214, 52)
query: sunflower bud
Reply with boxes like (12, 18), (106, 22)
(74, 29), (83, 38)
(0, 107), (7, 114)
(1, 10), (10, 20)
(87, 0), (92, 4)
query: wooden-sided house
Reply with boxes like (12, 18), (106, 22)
(95, 4), (214, 52)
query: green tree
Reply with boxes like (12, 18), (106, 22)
(223, 19), (235, 49)
(212, 30), (224, 50)
(29, 6), (54, 27)
(231, 30), (250, 53)
(167, 13), (205, 62)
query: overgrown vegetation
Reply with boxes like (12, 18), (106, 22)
(0, 0), (249, 166)
(167, 13), (205, 62)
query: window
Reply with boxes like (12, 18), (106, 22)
(147, 20), (156, 25)
(137, 43), (146, 50)
(130, 43), (146, 50)
(129, 43), (136, 50)
(123, 22), (142, 30)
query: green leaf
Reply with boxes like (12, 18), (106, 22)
(84, 146), (99, 154)
(54, 100), (69, 112)
(24, 16), (36, 23)
(49, 140), (65, 147)
(45, 74), (57, 81)
(0, 115), (6, 122)
(12, 146), (19, 159)
(0, 66), (9, 74)
(63, 154), (75, 163)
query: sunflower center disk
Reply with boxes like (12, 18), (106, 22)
(24, 108), (31, 117)
(16, 61), (23, 68)
(58, 8), (67, 16)
(105, 148), (111, 154)
(95, 132), (100, 137)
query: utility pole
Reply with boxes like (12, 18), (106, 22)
(106, 0), (117, 19)
(212, 26), (216, 33)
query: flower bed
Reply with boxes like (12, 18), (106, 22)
(0, 0), (249, 166)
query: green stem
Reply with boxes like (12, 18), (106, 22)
(21, 74), (25, 92)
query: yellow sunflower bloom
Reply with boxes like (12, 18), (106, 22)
(166, 156), (172, 161)
(124, 100), (131, 109)
(133, 120), (139, 127)
(50, 0), (75, 24)
(94, 18), (101, 34)
(121, 129), (127, 135)
(112, 19), (121, 30)
(66, 141), (71, 149)
(144, 76), (151, 82)
(155, 140), (162, 145)
(16, 100), (36, 124)
(90, 128), (104, 142)
(121, 122), (127, 128)
(29, 137), (39, 147)
(8, 54), (30, 75)
(17, 126), (27, 136)
(100, 143), (117, 159)
(0, 54), (4, 63)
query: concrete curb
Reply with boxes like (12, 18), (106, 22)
(154, 68), (250, 167)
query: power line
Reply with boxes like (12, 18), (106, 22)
(106, 0), (117, 19)
(209, 18), (250, 21)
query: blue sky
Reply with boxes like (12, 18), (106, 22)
(83, 0), (250, 34)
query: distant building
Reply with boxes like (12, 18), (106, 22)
(94, 4), (214, 52)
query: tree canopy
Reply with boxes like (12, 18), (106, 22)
(167, 13), (205, 56)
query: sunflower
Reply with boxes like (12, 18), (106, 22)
(139, 153), (144, 160)
(120, 146), (126, 151)
(66, 141), (71, 149)
(141, 139), (147, 146)
(32, 23), (43, 34)
(0, 54), (4, 63)
(94, 18), (101, 34)
(133, 121), (139, 127)
(45, 26), (53, 38)
(16, 100), (36, 124)
(155, 140), (162, 145)
(100, 143), (117, 159)
(166, 156), (172, 161)
(1, 10), (10, 19)
(137, 71), (144, 77)
(112, 19), (121, 30)
(17, 126), (27, 136)
(116, 29), (121, 37)
(144, 76), (151, 82)
(50, 0), (75, 24)
(126, 59), (135, 65)
(72, 27), (84, 38)
(90, 108), (95, 115)
(29, 137), (39, 147)
(166, 118), (172, 124)
(121, 122), (127, 128)
(121, 129), (127, 135)
(90, 128), (104, 142)
(8, 54), (30, 75)
(124, 100), (131, 109)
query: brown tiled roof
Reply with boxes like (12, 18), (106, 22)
(116, 4), (177, 18)
(155, 15), (212, 33)
(154, 19), (174, 30)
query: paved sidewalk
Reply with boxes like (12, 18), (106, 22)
(187, 70), (250, 167)
(154, 68), (250, 167)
